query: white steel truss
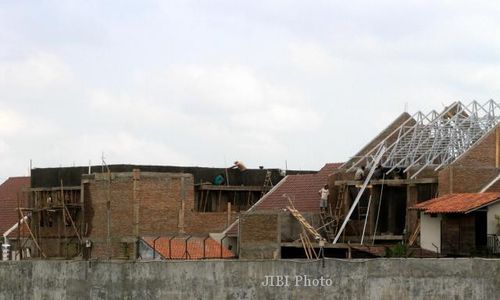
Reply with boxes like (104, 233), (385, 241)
(347, 100), (500, 179)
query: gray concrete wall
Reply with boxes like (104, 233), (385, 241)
(0, 258), (499, 300)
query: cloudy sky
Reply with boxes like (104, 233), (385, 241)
(1, 1), (500, 181)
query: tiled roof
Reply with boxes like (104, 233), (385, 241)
(142, 236), (235, 259)
(411, 193), (500, 214)
(0, 177), (30, 237)
(224, 163), (342, 236)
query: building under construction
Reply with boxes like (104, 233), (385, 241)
(230, 100), (500, 258)
(2, 100), (500, 260)
(12, 165), (312, 259)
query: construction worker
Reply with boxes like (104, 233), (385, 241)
(230, 161), (247, 185)
(318, 184), (329, 212)
(354, 166), (365, 181)
(231, 161), (247, 171)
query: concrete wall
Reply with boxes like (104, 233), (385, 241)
(1, 259), (499, 300)
(420, 212), (442, 253)
(487, 202), (500, 235)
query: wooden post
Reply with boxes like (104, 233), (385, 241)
(227, 202), (231, 227)
(61, 180), (68, 258)
(106, 171), (111, 259)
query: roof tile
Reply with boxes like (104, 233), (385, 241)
(0, 177), (30, 237)
(411, 193), (500, 214)
(224, 163), (342, 236)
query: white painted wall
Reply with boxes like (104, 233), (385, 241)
(420, 212), (442, 253)
(487, 202), (500, 235)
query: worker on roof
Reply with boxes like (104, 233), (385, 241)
(230, 160), (247, 185)
(318, 184), (329, 212)
(231, 160), (247, 171)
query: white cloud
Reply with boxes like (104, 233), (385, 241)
(0, 53), (73, 88)
(288, 42), (336, 72)
(0, 109), (26, 137)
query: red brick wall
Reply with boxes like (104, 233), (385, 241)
(438, 127), (499, 195)
(239, 212), (280, 259)
(86, 171), (238, 259)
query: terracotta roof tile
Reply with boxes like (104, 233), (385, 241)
(224, 163), (342, 236)
(411, 193), (500, 214)
(142, 236), (235, 259)
(0, 177), (30, 237)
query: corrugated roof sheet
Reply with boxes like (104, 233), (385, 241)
(224, 163), (342, 236)
(142, 236), (235, 259)
(411, 192), (500, 214)
(0, 177), (30, 237)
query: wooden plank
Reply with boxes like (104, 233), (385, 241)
(30, 186), (82, 192)
(18, 209), (46, 258)
(197, 185), (269, 192)
(334, 178), (438, 186)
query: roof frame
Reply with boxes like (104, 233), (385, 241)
(347, 100), (500, 178)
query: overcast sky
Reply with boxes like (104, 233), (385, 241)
(1, 1), (500, 181)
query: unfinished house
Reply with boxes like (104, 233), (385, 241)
(329, 100), (500, 251)
(22, 164), (310, 259)
(227, 100), (500, 259)
(222, 163), (349, 258)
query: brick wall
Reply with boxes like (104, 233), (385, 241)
(438, 126), (500, 195)
(86, 171), (239, 259)
(239, 211), (280, 259)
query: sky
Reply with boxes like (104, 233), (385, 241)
(1, 0), (500, 181)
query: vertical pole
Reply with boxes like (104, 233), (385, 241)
(106, 170), (111, 259)
(17, 191), (21, 260)
(61, 180), (68, 258)
(133, 169), (140, 260)
(360, 192), (373, 245)
(227, 202), (231, 227)
(333, 146), (385, 244)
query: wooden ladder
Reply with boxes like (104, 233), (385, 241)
(286, 206), (323, 241)
(331, 184), (346, 235)
(261, 170), (273, 197)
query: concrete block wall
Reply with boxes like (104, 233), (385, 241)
(1, 259), (499, 300)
